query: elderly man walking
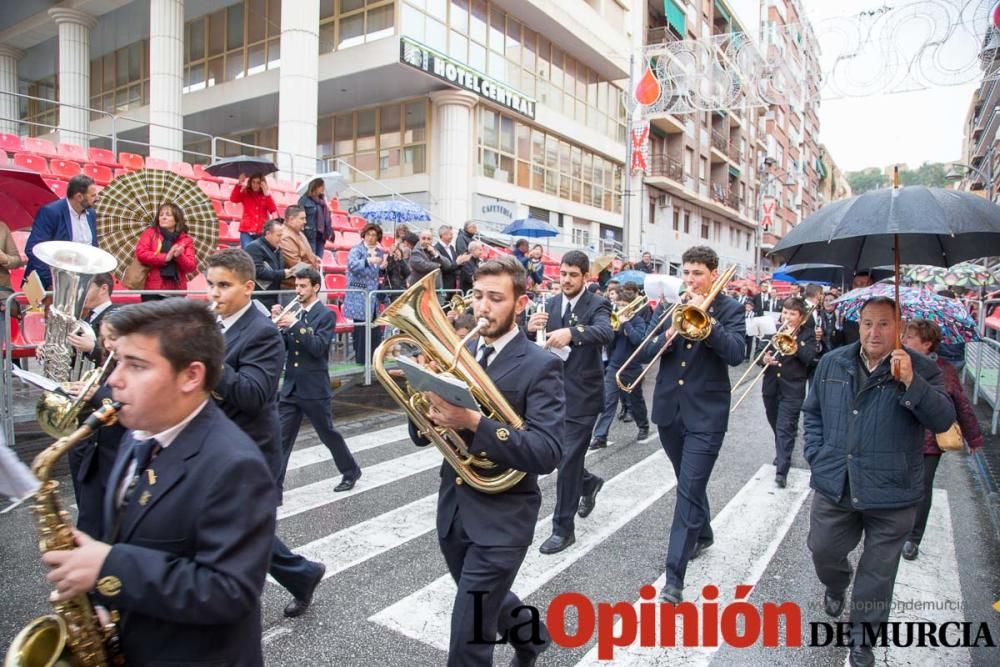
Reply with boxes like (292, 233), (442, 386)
(802, 296), (955, 667)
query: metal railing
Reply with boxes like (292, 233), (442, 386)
(965, 298), (1000, 434)
(647, 153), (684, 181)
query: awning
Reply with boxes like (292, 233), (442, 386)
(729, 164), (741, 178)
(714, 0), (731, 26)
(665, 0), (686, 36)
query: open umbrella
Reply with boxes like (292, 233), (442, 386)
(834, 284), (979, 344)
(0, 168), (58, 231)
(356, 200), (430, 224)
(96, 169), (218, 281)
(203, 156), (278, 180)
(613, 270), (648, 286)
(502, 218), (559, 238)
(590, 254), (616, 276)
(296, 171), (349, 197)
(902, 262), (1000, 289)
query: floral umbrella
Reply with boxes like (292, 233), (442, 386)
(833, 284), (979, 344)
(902, 262), (1000, 288)
(356, 200), (430, 224)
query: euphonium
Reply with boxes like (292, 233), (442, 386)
(5, 402), (123, 667)
(372, 270), (525, 493)
(610, 295), (648, 331)
(37, 352), (117, 439)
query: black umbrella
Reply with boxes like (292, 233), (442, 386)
(203, 156), (278, 179)
(772, 263), (893, 287)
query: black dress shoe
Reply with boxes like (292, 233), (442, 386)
(621, 413), (634, 423)
(901, 540), (919, 560)
(334, 470), (362, 492)
(848, 645), (875, 667)
(823, 589), (845, 618)
(636, 427), (650, 441)
(284, 562), (326, 618)
(617, 408), (628, 420)
(509, 652), (538, 667)
(588, 437), (608, 450)
(659, 583), (683, 604)
(775, 474), (786, 489)
(577, 478), (604, 518)
(539, 533), (575, 554)
(689, 539), (714, 560)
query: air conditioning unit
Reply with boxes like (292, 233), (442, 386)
(656, 193), (671, 208)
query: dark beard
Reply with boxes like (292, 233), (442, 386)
(481, 309), (516, 340)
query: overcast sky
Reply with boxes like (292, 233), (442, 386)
(804, 0), (983, 172)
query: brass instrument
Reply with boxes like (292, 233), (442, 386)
(447, 292), (473, 314)
(37, 352), (117, 439)
(616, 266), (738, 393)
(611, 295), (649, 331)
(730, 305), (815, 412)
(372, 270), (526, 493)
(272, 297), (304, 326)
(5, 402), (123, 667)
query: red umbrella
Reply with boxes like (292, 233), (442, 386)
(0, 168), (58, 231)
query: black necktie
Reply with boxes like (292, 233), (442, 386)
(478, 345), (495, 370)
(119, 438), (161, 509)
(562, 301), (572, 328)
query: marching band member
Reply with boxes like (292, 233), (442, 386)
(526, 250), (613, 554)
(639, 245), (745, 604)
(760, 297), (818, 488)
(409, 256), (564, 666)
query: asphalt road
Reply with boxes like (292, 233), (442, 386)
(2, 362), (998, 666)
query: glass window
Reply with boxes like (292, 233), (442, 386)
(380, 148), (401, 178)
(248, 0), (267, 43)
(481, 109), (498, 148)
(368, 5), (394, 40)
(267, 38), (280, 67)
(427, 0), (447, 20)
(469, 42), (486, 73)
(489, 8), (504, 53)
(505, 18), (521, 64)
(334, 113), (354, 155)
(227, 5), (244, 51)
(522, 28), (535, 70)
(208, 11), (225, 57)
(343, 0), (365, 11)
(247, 43), (266, 75)
(380, 104), (401, 148)
(340, 13), (365, 49)
(189, 20), (205, 61)
(357, 109), (376, 151)
(470, 0), (487, 44)
(403, 145), (426, 175)
(320, 0), (335, 16)
(317, 118), (333, 157)
(516, 124), (530, 159)
(499, 115), (514, 154)
(426, 18), (447, 51)
(451, 0), (469, 33)
(207, 57), (224, 86)
(449, 30), (468, 60)
(404, 101), (426, 143)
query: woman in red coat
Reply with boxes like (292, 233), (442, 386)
(135, 202), (198, 301)
(230, 172), (277, 248)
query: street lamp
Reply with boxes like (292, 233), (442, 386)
(946, 159), (994, 202)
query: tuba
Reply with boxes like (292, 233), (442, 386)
(372, 271), (525, 493)
(32, 241), (118, 383)
(5, 402), (124, 667)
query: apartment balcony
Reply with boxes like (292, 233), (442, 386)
(728, 141), (743, 163)
(973, 108), (1000, 160)
(710, 130), (730, 163)
(647, 153), (685, 182)
(710, 182), (742, 211)
(976, 78), (1000, 133)
(649, 110), (686, 135)
(646, 26), (681, 45)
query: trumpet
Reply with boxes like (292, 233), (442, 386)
(616, 266), (738, 393)
(447, 292), (473, 313)
(730, 304), (816, 413)
(611, 295), (649, 331)
(272, 297), (304, 326)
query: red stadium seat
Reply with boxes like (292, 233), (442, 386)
(322, 250), (338, 272)
(335, 231), (361, 250)
(186, 273), (209, 300)
(0, 133), (23, 154)
(82, 163), (113, 186)
(331, 211), (352, 232)
(0, 152), (7, 167)
(49, 159), (81, 179)
(197, 180), (221, 199)
(43, 177), (68, 198)
(88, 147), (119, 167)
(170, 161), (195, 179)
(329, 304), (354, 333)
(23, 137), (59, 158)
(324, 273), (346, 302)
(211, 199), (226, 219)
(21, 311), (47, 344)
(349, 215), (366, 231)
(118, 152), (145, 170)
(335, 250), (349, 266)
(219, 221), (238, 244)
(144, 157), (170, 171)
(114, 168), (130, 179)
(192, 163), (221, 183)
(224, 201), (243, 219)
(13, 153), (49, 174)
(57, 143), (89, 162)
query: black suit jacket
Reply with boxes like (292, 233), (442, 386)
(640, 293), (746, 432)
(754, 292), (782, 316)
(280, 301), (334, 401)
(96, 401), (277, 667)
(409, 330), (564, 547)
(244, 237), (285, 308)
(71, 383), (125, 538)
(761, 326), (819, 401)
(434, 241), (459, 291)
(215, 305), (286, 487)
(545, 289), (614, 417)
(460, 256), (479, 293)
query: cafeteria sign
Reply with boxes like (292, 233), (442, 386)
(400, 37), (536, 119)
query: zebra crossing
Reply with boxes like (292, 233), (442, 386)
(259, 420), (976, 666)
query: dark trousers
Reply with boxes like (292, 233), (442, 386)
(908, 454), (941, 544)
(552, 414), (601, 537)
(353, 323), (383, 364)
(593, 365), (648, 439)
(763, 391), (803, 477)
(269, 535), (320, 599)
(440, 510), (546, 666)
(808, 491), (917, 644)
(278, 395), (359, 487)
(658, 426), (722, 589)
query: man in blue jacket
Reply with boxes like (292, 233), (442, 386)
(23, 174), (99, 289)
(802, 296), (955, 667)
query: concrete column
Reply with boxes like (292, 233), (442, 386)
(277, 0), (319, 181)
(0, 45), (23, 136)
(149, 0), (185, 161)
(431, 90), (478, 229)
(49, 8), (97, 147)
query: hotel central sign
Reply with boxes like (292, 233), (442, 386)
(400, 37), (536, 120)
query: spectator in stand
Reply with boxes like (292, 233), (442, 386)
(635, 251), (656, 273)
(620, 260), (635, 272)
(344, 222), (387, 364)
(408, 228), (446, 288)
(23, 174), (98, 289)
(134, 203), (197, 302)
(525, 243), (545, 286)
(245, 218), (291, 310)
(455, 221), (477, 255)
(278, 205), (321, 289)
(460, 241), (483, 293)
(512, 238), (530, 266)
(434, 225), (465, 292)
(830, 286), (842, 299)
(298, 178), (333, 258)
(899, 319), (983, 562)
(0, 220), (24, 313)
(230, 172), (278, 249)
(384, 239), (411, 295)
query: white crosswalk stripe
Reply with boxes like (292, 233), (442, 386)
(284, 424), (411, 473)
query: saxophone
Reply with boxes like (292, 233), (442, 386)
(5, 402), (124, 667)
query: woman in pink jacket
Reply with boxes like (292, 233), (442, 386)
(135, 202), (198, 301)
(230, 172), (277, 248)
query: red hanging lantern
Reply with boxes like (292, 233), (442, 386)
(993, 0), (1000, 30)
(633, 66), (662, 107)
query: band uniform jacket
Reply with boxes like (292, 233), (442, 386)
(280, 302), (334, 401)
(640, 293), (746, 432)
(72, 383), (125, 538)
(545, 289), (614, 417)
(606, 304), (652, 375)
(96, 401), (277, 666)
(408, 330), (565, 547)
(244, 236), (286, 307)
(761, 325), (819, 402)
(215, 304), (286, 489)
(754, 292), (782, 316)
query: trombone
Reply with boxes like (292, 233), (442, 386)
(611, 294), (649, 331)
(730, 304), (816, 412)
(616, 265), (738, 393)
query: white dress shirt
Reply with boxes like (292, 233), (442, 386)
(219, 300), (254, 332)
(67, 201), (92, 245)
(476, 324), (520, 368)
